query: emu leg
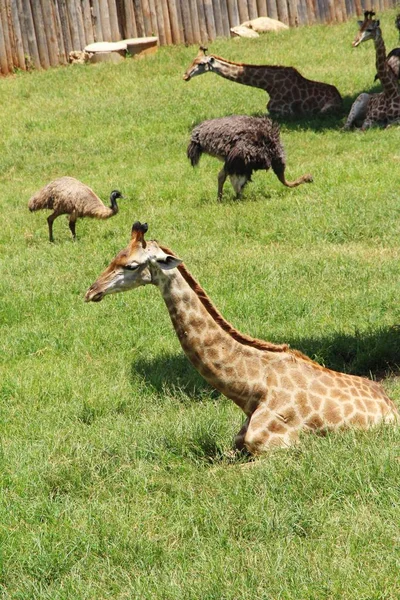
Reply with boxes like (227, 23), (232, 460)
(217, 167), (227, 201)
(47, 212), (58, 243)
(69, 216), (77, 240)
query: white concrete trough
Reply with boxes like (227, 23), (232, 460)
(84, 41), (127, 64)
(84, 37), (158, 64)
(123, 37), (158, 58)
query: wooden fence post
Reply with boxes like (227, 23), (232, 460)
(266, 0), (278, 20)
(33, 0), (52, 67)
(108, 0), (121, 40)
(180, 0), (194, 43)
(275, 0), (288, 24)
(19, 0), (42, 69)
(168, 0), (183, 43)
(247, 0), (259, 20)
(226, 0), (239, 28)
(237, 0), (249, 23)
(39, 0), (60, 66)
(9, 0), (26, 69)
(98, 0), (112, 40)
(161, 0), (172, 44)
(256, 0), (268, 16)
(212, 0), (225, 37)
(196, 0), (209, 42)
(81, 0), (95, 44)
(188, 0), (201, 43)
(203, 0), (217, 39)
(0, 10), (10, 75)
(218, 0), (231, 36)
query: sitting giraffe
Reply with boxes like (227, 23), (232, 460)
(85, 222), (398, 455)
(344, 11), (400, 130)
(183, 47), (343, 118)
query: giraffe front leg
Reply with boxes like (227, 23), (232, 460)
(234, 417), (250, 452)
(343, 93), (371, 130)
(242, 404), (300, 455)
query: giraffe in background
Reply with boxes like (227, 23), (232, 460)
(183, 47), (343, 117)
(344, 11), (400, 129)
(85, 222), (398, 455)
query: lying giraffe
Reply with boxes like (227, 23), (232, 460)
(85, 222), (398, 455)
(344, 11), (400, 130)
(183, 47), (343, 118)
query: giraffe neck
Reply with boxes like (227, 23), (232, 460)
(374, 33), (399, 96)
(151, 264), (286, 415)
(209, 56), (290, 93)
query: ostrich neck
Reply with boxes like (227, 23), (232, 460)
(211, 57), (283, 93)
(374, 34), (399, 96)
(153, 268), (271, 415)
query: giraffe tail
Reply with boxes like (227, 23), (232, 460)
(187, 140), (203, 167)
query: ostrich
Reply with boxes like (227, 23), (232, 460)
(28, 176), (124, 242)
(187, 115), (313, 200)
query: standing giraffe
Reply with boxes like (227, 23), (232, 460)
(85, 222), (398, 455)
(183, 47), (342, 118)
(344, 11), (400, 130)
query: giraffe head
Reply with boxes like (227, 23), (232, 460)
(353, 11), (381, 47)
(183, 47), (215, 80)
(84, 222), (182, 302)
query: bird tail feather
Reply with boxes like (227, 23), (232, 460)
(187, 140), (202, 167)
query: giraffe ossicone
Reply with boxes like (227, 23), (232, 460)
(85, 223), (398, 455)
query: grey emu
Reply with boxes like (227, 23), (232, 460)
(28, 176), (124, 242)
(187, 115), (313, 200)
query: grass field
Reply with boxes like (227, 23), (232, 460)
(1, 9), (400, 599)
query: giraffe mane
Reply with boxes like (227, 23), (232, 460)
(160, 245), (315, 362)
(209, 53), (301, 75)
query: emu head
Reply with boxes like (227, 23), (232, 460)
(110, 190), (124, 201)
(353, 11), (380, 47)
(183, 47), (216, 81)
(85, 222), (182, 302)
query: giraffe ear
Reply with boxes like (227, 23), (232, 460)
(156, 255), (182, 271)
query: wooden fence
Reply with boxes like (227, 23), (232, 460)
(0, 0), (397, 75)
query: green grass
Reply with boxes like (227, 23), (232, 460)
(1, 10), (400, 599)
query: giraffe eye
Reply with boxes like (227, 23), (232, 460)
(124, 263), (140, 271)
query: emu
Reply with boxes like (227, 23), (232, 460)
(187, 115), (313, 200)
(28, 176), (124, 242)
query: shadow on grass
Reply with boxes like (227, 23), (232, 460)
(132, 325), (400, 402)
(187, 84), (384, 134)
(132, 353), (217, 400)
(286, 324), (400, 379)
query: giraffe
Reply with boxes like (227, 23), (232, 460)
(183, 47), (343, 118)
(344, 11), (400, 130)
(85, 222), (398, 455)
